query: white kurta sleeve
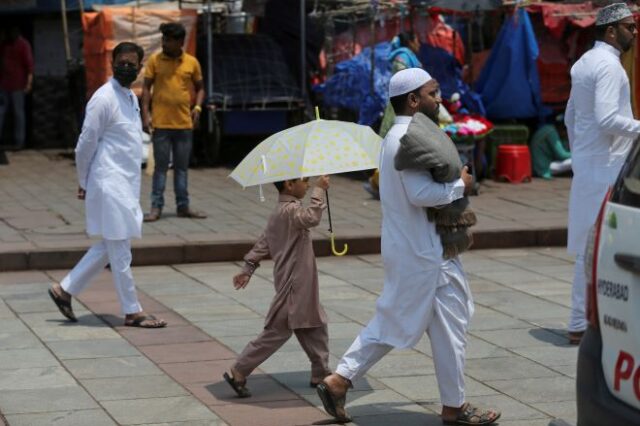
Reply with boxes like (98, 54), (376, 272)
(593, 61), (640, 139)
(564, 95), (575, 151)
(400, 169), (465, 207)
(75, 93), (111, 189)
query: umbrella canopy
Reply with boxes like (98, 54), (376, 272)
(230, 119), (382, 188)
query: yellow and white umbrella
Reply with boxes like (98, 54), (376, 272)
(229, 110), (381, 187)
(230, 109), (382, 256)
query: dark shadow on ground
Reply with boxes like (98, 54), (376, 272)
(204, 371), (445, 426)
(529, 328), (572, 347)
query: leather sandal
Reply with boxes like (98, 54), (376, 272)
(316, 382), (352, 422)
(143, 207), (162, 222)
(223, 372), (251, 398)
(48, 287), (77, 322)
(443, 402), (501, 425)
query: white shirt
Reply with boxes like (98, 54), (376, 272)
(75, 78), (143, 240)
(565, 41), (640, 254)
(369, 116), (470, 348)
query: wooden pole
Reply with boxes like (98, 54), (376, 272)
(370, 5), (375, 94)
(61, 0), (72, 62)
(300, 0), (307, 100)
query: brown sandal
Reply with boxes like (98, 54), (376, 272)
(443, 402), (501, 425)
(48, 288), (77, 322)
(124, 314), (167, 328)
(316, 382), (352, 422)
(223, 372), (251, 398)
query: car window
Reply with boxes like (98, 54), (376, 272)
(612, 141), (640, 208)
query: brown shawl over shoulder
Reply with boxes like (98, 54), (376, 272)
(394, 112), (477, 259)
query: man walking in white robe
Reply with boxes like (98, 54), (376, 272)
(565, 2), (640, 345)
(316, 68), (500, 425)
(48, 42), (166, 329)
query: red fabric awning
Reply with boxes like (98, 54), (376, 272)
(526, 2), (597, 38)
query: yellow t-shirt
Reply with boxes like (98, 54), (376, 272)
(144, 52), (203, 129)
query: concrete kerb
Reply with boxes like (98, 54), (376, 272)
(0, 228), (567, 272)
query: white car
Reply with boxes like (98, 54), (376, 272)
(578, 141), (640, 425)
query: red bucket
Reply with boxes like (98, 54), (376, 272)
(495, 145), (532, 183)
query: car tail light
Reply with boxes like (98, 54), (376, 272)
(585, 188), (613, 329)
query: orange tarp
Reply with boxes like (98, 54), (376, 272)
(82, 7), (197, 98)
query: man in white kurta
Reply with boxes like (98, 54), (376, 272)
(317, 69), (500, 425)
(48, 42), (166, 328)
(564, 3), (640, 344)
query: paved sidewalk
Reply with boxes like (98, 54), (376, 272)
(0, 248), (577, 425)
(0, 150), (570, 271)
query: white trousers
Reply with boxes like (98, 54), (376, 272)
(61, 239), (142, 315)
(569, 253), (587, 332)
(336, 281), (469, 408)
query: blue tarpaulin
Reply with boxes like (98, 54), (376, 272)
(314, 42), (392, 127)
(475, 8), (544, 120)
(419, 44), (485, 116)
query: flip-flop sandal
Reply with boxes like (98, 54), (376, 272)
(48, 288), (77, 322)
(124, 314), (167, 328)
(223, 372), (251, 398)
(443, 402), (501, 425)
(316, 382), (352, 422)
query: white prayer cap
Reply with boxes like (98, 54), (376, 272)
(389, 68), (433, 98)
(596, 2), (633, 26)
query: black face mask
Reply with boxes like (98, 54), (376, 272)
(113, 64), (139, 86)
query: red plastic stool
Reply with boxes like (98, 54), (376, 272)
(495, 145), (532, 183)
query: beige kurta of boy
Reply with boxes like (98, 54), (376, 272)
(243, 187), (328, 329)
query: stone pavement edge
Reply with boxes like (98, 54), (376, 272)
(0, 150), (569, 271)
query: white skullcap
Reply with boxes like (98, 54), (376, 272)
(596, 2), (633, 26)
(389, 68), (433, 98)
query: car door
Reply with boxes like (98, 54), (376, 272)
(597, 141), (640, 409)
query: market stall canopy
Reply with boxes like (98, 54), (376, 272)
(411, 0), (503, 12)
(527, 2), (597, 38)
(0, 0), (167, 13)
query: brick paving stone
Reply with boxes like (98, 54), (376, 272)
(0, 367), (76, 391)
(119, 325), (212, 346)
(80, 375), (190, 401)
(465, 356), (560, 381)
(62, 356), (164, 379)
(160, 360), (231, 384)
(0, 348), (59, 370)
(0, 387), (98, 414)
(101, 396), (220, 425)
(46, 339), (142, 360)
(139, 341), (237, 364)
(4, 409), (117, 426)
(486, 376), (576, 404)
(0, 248), (580, 425)
(213, 399), (330, 426)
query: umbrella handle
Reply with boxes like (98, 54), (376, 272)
(330, 232), (348, 256)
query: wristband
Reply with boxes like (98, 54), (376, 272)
(193, 105), (202, 112)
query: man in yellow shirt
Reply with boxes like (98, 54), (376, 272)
(142, 22), (206, 222)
